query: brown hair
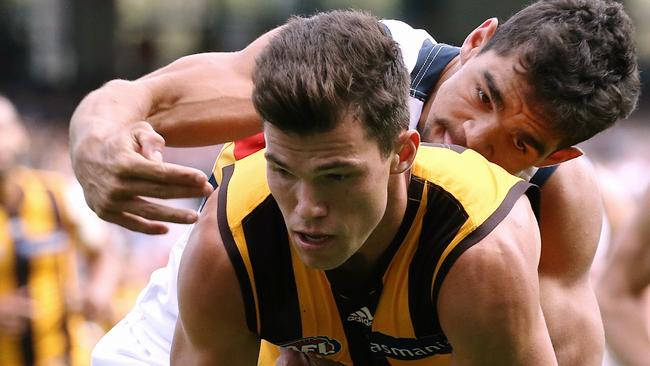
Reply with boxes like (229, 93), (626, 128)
(482, 0), (640, 148)
(252, 10), (410, 157)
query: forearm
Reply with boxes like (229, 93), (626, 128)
(143, 53), (262, 146)
(539, 278), (604, 366)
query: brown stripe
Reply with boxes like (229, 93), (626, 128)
(408, 181), (468, 338)
(430, 181), (535, 310)
(217, 164), (258, 333)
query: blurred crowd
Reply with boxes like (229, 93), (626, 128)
(0, 95), (220, 365)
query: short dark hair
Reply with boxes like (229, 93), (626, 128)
(252, 10), (410, 157)
(482, 0), (640, 148)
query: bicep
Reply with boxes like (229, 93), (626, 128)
(438, 196), (556, 365)
(172, 191), (259, 365)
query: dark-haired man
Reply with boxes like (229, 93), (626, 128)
(172, 10), (555, 365)
(73, 0), (640, 365)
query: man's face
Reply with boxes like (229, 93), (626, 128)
(422, 50), (562, 174)
(264, 116), (393, 270)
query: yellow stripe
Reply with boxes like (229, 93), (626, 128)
(213, 142), (236, 184)
(225, 150), (271, 335)
(414, 147), (523, 299)
(290, 241), (352, 365)
(373, 183), (429, 338)
(15, 169), (72, 363)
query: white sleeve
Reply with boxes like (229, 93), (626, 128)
(380, 19), (436, 75)
(92, 225), (193, 366)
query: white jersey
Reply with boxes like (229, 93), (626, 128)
(92, 226), (192, 365)
(380, 19), (460, 130)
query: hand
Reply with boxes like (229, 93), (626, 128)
(0, 289), (34, 337)
(71, 121), (214, 234)
(276, 348), (345, 366)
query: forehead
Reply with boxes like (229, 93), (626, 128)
(263, 115), (382, 166)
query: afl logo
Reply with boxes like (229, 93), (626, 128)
(281, 336), (342, 356)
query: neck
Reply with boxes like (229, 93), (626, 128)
(329, 172), (409, 285)
(418, 55), (461, 132)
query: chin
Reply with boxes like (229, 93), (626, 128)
(297, 252), (346, 271)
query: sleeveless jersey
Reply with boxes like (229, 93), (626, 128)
(0, 167), (83, 366)
(214, 143), (534, 365)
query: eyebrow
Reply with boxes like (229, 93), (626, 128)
(264, 152), (362, 172)
(483, 71), (505, 111)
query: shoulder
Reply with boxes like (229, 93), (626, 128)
(175, 190), (258, 361)
(437, 196), (555, 363)
(173, 190), (261, 363)
(439, 195), (541, 306)
(415, 146), (530, 226)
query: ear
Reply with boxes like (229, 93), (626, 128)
(391, 130), (420, 174)
(459, 18), (499, 64)
(537, 146), (583, 167)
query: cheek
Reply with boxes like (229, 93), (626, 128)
(341, 176), (389, 229)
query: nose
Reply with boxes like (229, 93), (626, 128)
(294, 182), (327, 221)
(464, 119), (497, 159)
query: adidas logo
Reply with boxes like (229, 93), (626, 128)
(346, 306), (374, 326)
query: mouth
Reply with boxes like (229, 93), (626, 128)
(293, 231), (334, 250)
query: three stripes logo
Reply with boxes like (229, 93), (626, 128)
(346, 306), (374, 326)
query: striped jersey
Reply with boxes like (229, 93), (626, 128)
(0, 168), (82, 366)
(213, 143), (534, 365)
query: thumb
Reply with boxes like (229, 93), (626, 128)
(133, 122), (166, 162)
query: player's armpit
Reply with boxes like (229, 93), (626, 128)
(171, 190), (260, 365)
(437, 196), (558, 366)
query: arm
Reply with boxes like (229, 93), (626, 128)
(596, 187), (650, 366)
(438, 196), (557, 365)
(171, 190), (259, 365)
(0, 289), (33, 337)
(536, 157), (605, 366)
(69, 27), (279, 234)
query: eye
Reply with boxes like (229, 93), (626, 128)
(326, 173), (348, 182)
(270, 165), (292, 178)
(477, 88), (492, 106)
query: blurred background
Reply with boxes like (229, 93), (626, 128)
(0, 0), (647, 365)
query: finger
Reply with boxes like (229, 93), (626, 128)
(132, 121), (166, 162)
(107, 197), (200, 225)
(118, 158), (211, 190)
(109, 179), (213, 200)
(100, 211), (171, 235)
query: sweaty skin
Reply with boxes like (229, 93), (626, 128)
(71, 19), (603, 366)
